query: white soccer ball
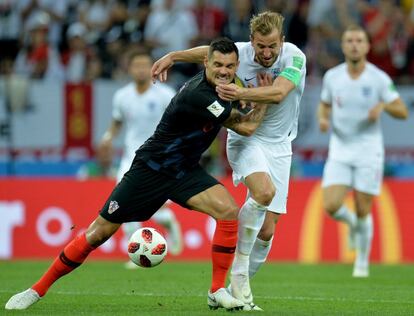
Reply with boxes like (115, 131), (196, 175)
(127, 227), (168, 268)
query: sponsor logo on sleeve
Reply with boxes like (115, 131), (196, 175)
(207, 101), (225, 117)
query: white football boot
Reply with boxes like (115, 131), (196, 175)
(227, 283), (263, 311)
(352, 265), (369, 278)
(207, 288), (244, 311)
(5, 288), (40, 310)
(230, 273), (253, 304)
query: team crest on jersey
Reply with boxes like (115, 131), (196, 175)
(271, 68), (281, 78)
(148, 101), (156, 111)
(207, 100), (225, 117)
(362, 86), (372, 97)
(108, 200), (119, 214)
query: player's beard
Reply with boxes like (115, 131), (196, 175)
(256, 55), (277, 68)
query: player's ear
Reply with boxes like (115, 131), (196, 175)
(203, 55), (209, 68)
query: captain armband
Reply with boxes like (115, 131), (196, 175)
(279, 66), (302, 86)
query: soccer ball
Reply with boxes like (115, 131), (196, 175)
(127, 227), (168, 268)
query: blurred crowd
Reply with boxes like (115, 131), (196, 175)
(1, 0), (414, 86)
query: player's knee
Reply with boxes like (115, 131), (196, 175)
(251, 188), (275, 206)
(323, 200), (341, 216)
(356, 208), (371, 218)
(212, 200), (239, 220)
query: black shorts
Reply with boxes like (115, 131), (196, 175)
(99, 159), (220, 223)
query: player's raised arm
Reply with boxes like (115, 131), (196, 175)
(217, 48), (306, 104)
(151, 46), (209, 82)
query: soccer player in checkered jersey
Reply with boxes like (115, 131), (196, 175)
(5, 37), (269, 311)
(318, 25), (408, 277)
(99, 49), (183, 267)
(152, 11), (306, 310)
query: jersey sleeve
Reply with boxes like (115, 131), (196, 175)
(320, 71), (332, 104)
(278, 47), (306, 86)
(379, 72), (400, 103)
(112, 90), (123, 121)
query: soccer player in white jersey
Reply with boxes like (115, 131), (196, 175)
(318, 25), (408, 277)
(99, 49), (183, 267)
(152, 12), (306, 310)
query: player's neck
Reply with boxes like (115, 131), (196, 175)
(346, 59), (366, 78)
(135, 81), (151, 94)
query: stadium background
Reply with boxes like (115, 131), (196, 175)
(1, 0), (414, 263)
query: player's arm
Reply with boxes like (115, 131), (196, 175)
(317, 101), (331, 133)
(217, 75), (296, 104)
(368, 98), (409, 121)
(384, 98), (409, 119)
(217, 51), (306, 104)
(223, 104), (268, 136)
(100, 119), (122, 149)
(151, 46), (209, 82)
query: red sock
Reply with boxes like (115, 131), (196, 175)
(32, 233), (95, 297)
(210, 219), (238, 293)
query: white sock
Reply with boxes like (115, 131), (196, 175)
(249, 237), (273, 278)
(231, 251), (250, 275)
(122, 222), (142, 239)
(332, 205), (357, 228)
(355, 214), (373, 268)
(152, 207), (176, 227)
(232, 198), (267, 275)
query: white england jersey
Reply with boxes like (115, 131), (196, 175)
(228, 41), (306, 150)
(321, 62), (399, 165)
(112, 82), (175, 170)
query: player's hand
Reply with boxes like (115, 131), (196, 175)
(98, 137), (113, 154)
(368, 102), (384, 122)
(151, 54), (174, 83)
(319, 117), (330, 133)
(257, 72), (273, 87)
(216, 83), (242, 101)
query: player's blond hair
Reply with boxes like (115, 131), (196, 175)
(250, 11), (284, 37)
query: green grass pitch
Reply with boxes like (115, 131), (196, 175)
(1, 260), (413, 315)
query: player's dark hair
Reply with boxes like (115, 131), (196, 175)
(208, 37), (239, 60)
(127, 47), (152, 65)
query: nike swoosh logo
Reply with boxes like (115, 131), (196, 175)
(243, 293), (251, 300)
(209, 295), (217, 303)
(244, 76), (255, 81)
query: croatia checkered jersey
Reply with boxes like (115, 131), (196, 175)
(228, 41), (306, 145)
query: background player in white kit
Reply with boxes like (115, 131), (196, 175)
(152, 12), (306, 309)
(99, 49), (183, 268)
(318, 25), (408, 277)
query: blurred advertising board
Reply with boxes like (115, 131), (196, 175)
(1, 178), (413, 263)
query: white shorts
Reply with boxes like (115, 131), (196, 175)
(322, 159), (383, 195)
(227, 140), (292, 214)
